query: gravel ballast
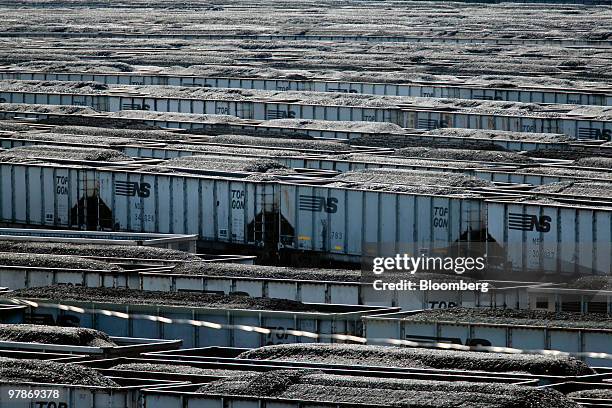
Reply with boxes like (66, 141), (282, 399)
(0, 241), (199, 261)
(399, 308), (612, 330)
(195, 370), (577, 408)
(0, 357), (118, 387)
(237, 343), (593, 376)
(0, 324), (117, 347)
(3, 285), (320, 312)
(0, 252), (120, 270)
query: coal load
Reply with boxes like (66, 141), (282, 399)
(0, 145), (132, 162)
(0, 357), (118, 387)
(196, 370), (578, 408)
(337, 153), (485, 169)
(395, 147), (532, 164)
(524, 148), (584, 161)
(331, 168), (494, 188)
(185, 127), (315, 139)
(324, 181), (483, 196)
(0, 103), (99, 115)
(427, 128), (572, 143)
(575, 157), (612, 169)
(568, 276), (612, 291)
(521, 166), (612, 180)
(400, 308), (612, 330)
(5, 285), (319, 312)
(0, 324), (117, 347)
(567, 389), (612, 399)
(10, 132), (132, 146)
(0, 252), (120, 270)
(349, 133), (506, 151)
(173, 143), (300, 156)
(238, 343), (592, 376)
(14, 61), (133, 72)
(172, 262), (361, 282)
(531, 181), (612, 198)
(173, 264), (481, 285)
(109, 111), (245, 124)
(260, 119), (404, 134)
(111, 363), (252, 377)
(244, 173), (288, 181)
(0, 241), (199, 261)
(0, 122), (31, 132)
(8, 80), (604, 120)
(0, 80), (108, 93)
(159, 155), (293, 174)
(39, 116), (161, 130)
(210, 134), (349, 152)
(53, 125), (188, 141)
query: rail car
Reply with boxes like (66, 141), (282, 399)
(1, 69), (609, 106)
(1, 131), (609, 186)
(0, 159), (609, 275)
(0, 109), (576, 151)
(362, 310), (612, 367)
(0, 88), (609, 139)
(0, 31), (610, 46)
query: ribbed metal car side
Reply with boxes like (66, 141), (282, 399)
(0, 162), (92, 228)
(0, 161), (280, 248)
(279, 183), (485, 261)
(0, 266), (129, 290)
(12, 299), (398, 348)
(362, 311), (612, 366)
(487, 200), (612, 276)
(2, 70), (608, 105)
(1, 89), (610, 139)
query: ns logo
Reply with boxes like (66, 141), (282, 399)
(508, 213), (551, 233)
(299, 195), (338, 213)
(115, 181), (151, 198)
